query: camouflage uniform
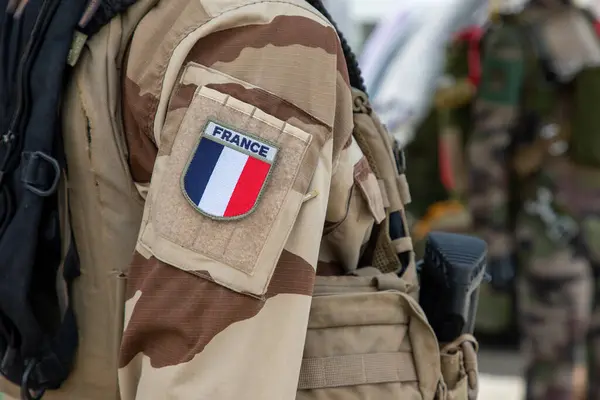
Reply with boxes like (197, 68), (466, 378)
(0, 0), (482, 399)
(115, 1), (371, 398)
(440, 26), (519, 337)
(0, 0), (380, 398)
(467, 3), (600, 398)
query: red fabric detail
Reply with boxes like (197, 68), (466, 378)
(223, 156), (270, 217)
(438, 138), (454, 192)
(454, 26), (483, 86)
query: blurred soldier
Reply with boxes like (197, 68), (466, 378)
(467, 0), (600, 397)
(407, 28), (481, 256)
(410, 26), (482, 245)
(435, 22), (522, 338)
(433, 26), (518, 339)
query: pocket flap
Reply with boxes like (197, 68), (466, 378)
(354, 157), (386, 224)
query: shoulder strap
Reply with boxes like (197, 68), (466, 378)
(351, 89), (417, 284)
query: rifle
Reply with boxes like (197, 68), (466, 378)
(418, 231), (488, 342)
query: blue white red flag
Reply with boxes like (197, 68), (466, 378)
(182, 120), (278, 219)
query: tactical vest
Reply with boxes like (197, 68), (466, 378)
(296, 90), (480, 400)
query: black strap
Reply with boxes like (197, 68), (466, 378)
(19, 104), (82, 398)
(80, 0), (139, 36)
(21, 240), (79, 400)
(0, 3), (82, 397)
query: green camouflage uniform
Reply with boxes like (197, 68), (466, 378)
(468, 3), (600, 398)
(441, 31), (519, 337)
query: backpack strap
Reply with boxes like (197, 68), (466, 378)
(298, 351), (417, 390)
(16, 134), (81, 400)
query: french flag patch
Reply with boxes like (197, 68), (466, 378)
(182, 120), (278, 220)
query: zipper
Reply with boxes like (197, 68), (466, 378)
(0, 0), (61, 185)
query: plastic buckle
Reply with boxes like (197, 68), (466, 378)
(21, 151), (61, 197)
(21, 359), (45, 400)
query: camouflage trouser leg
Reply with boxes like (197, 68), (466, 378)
(588, 263), (600, 399)
(583, 217), (600, 399)
(517, 214), (592, 400)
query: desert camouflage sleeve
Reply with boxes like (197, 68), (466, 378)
(116, 1), (354, 399)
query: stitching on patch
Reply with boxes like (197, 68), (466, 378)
(151, 92), (313, 277)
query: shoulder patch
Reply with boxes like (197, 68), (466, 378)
(181, 120), (278, 220)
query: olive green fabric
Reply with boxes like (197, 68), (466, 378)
(452, 28), (521, 337)
(571, 66), (600, 167)
(441, 39), (475, 197)
(405, 110), (446, 220)
(406, 40), (473, 225)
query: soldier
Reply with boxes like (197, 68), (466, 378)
(439, 23), (521, 339)
(0, 0), (481, 399)
(467, 0), (600, 397)
(409, 26), (482, 251)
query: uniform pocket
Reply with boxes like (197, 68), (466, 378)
(439, 336), (479, 400)
(322, 140), (386, 271)
(353, 155), (386, 224)
(297, 275), (442, 400)
(139, 85), (315, 297)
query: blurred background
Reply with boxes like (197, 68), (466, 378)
(321, 0), (600, 398)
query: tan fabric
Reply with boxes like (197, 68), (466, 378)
(298, 352), (418, 389)
(397, 174), (412, 205)
(297, 272), (442, 400)
(392, 237), (414, 254)
(351, 89), (416, 282)
(117, 1), (362, 399)
(297, 270), (479, 400)
(138, 86), (315, 296)
(319, 139), (385, 274)
(440, 335), (479, 400)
